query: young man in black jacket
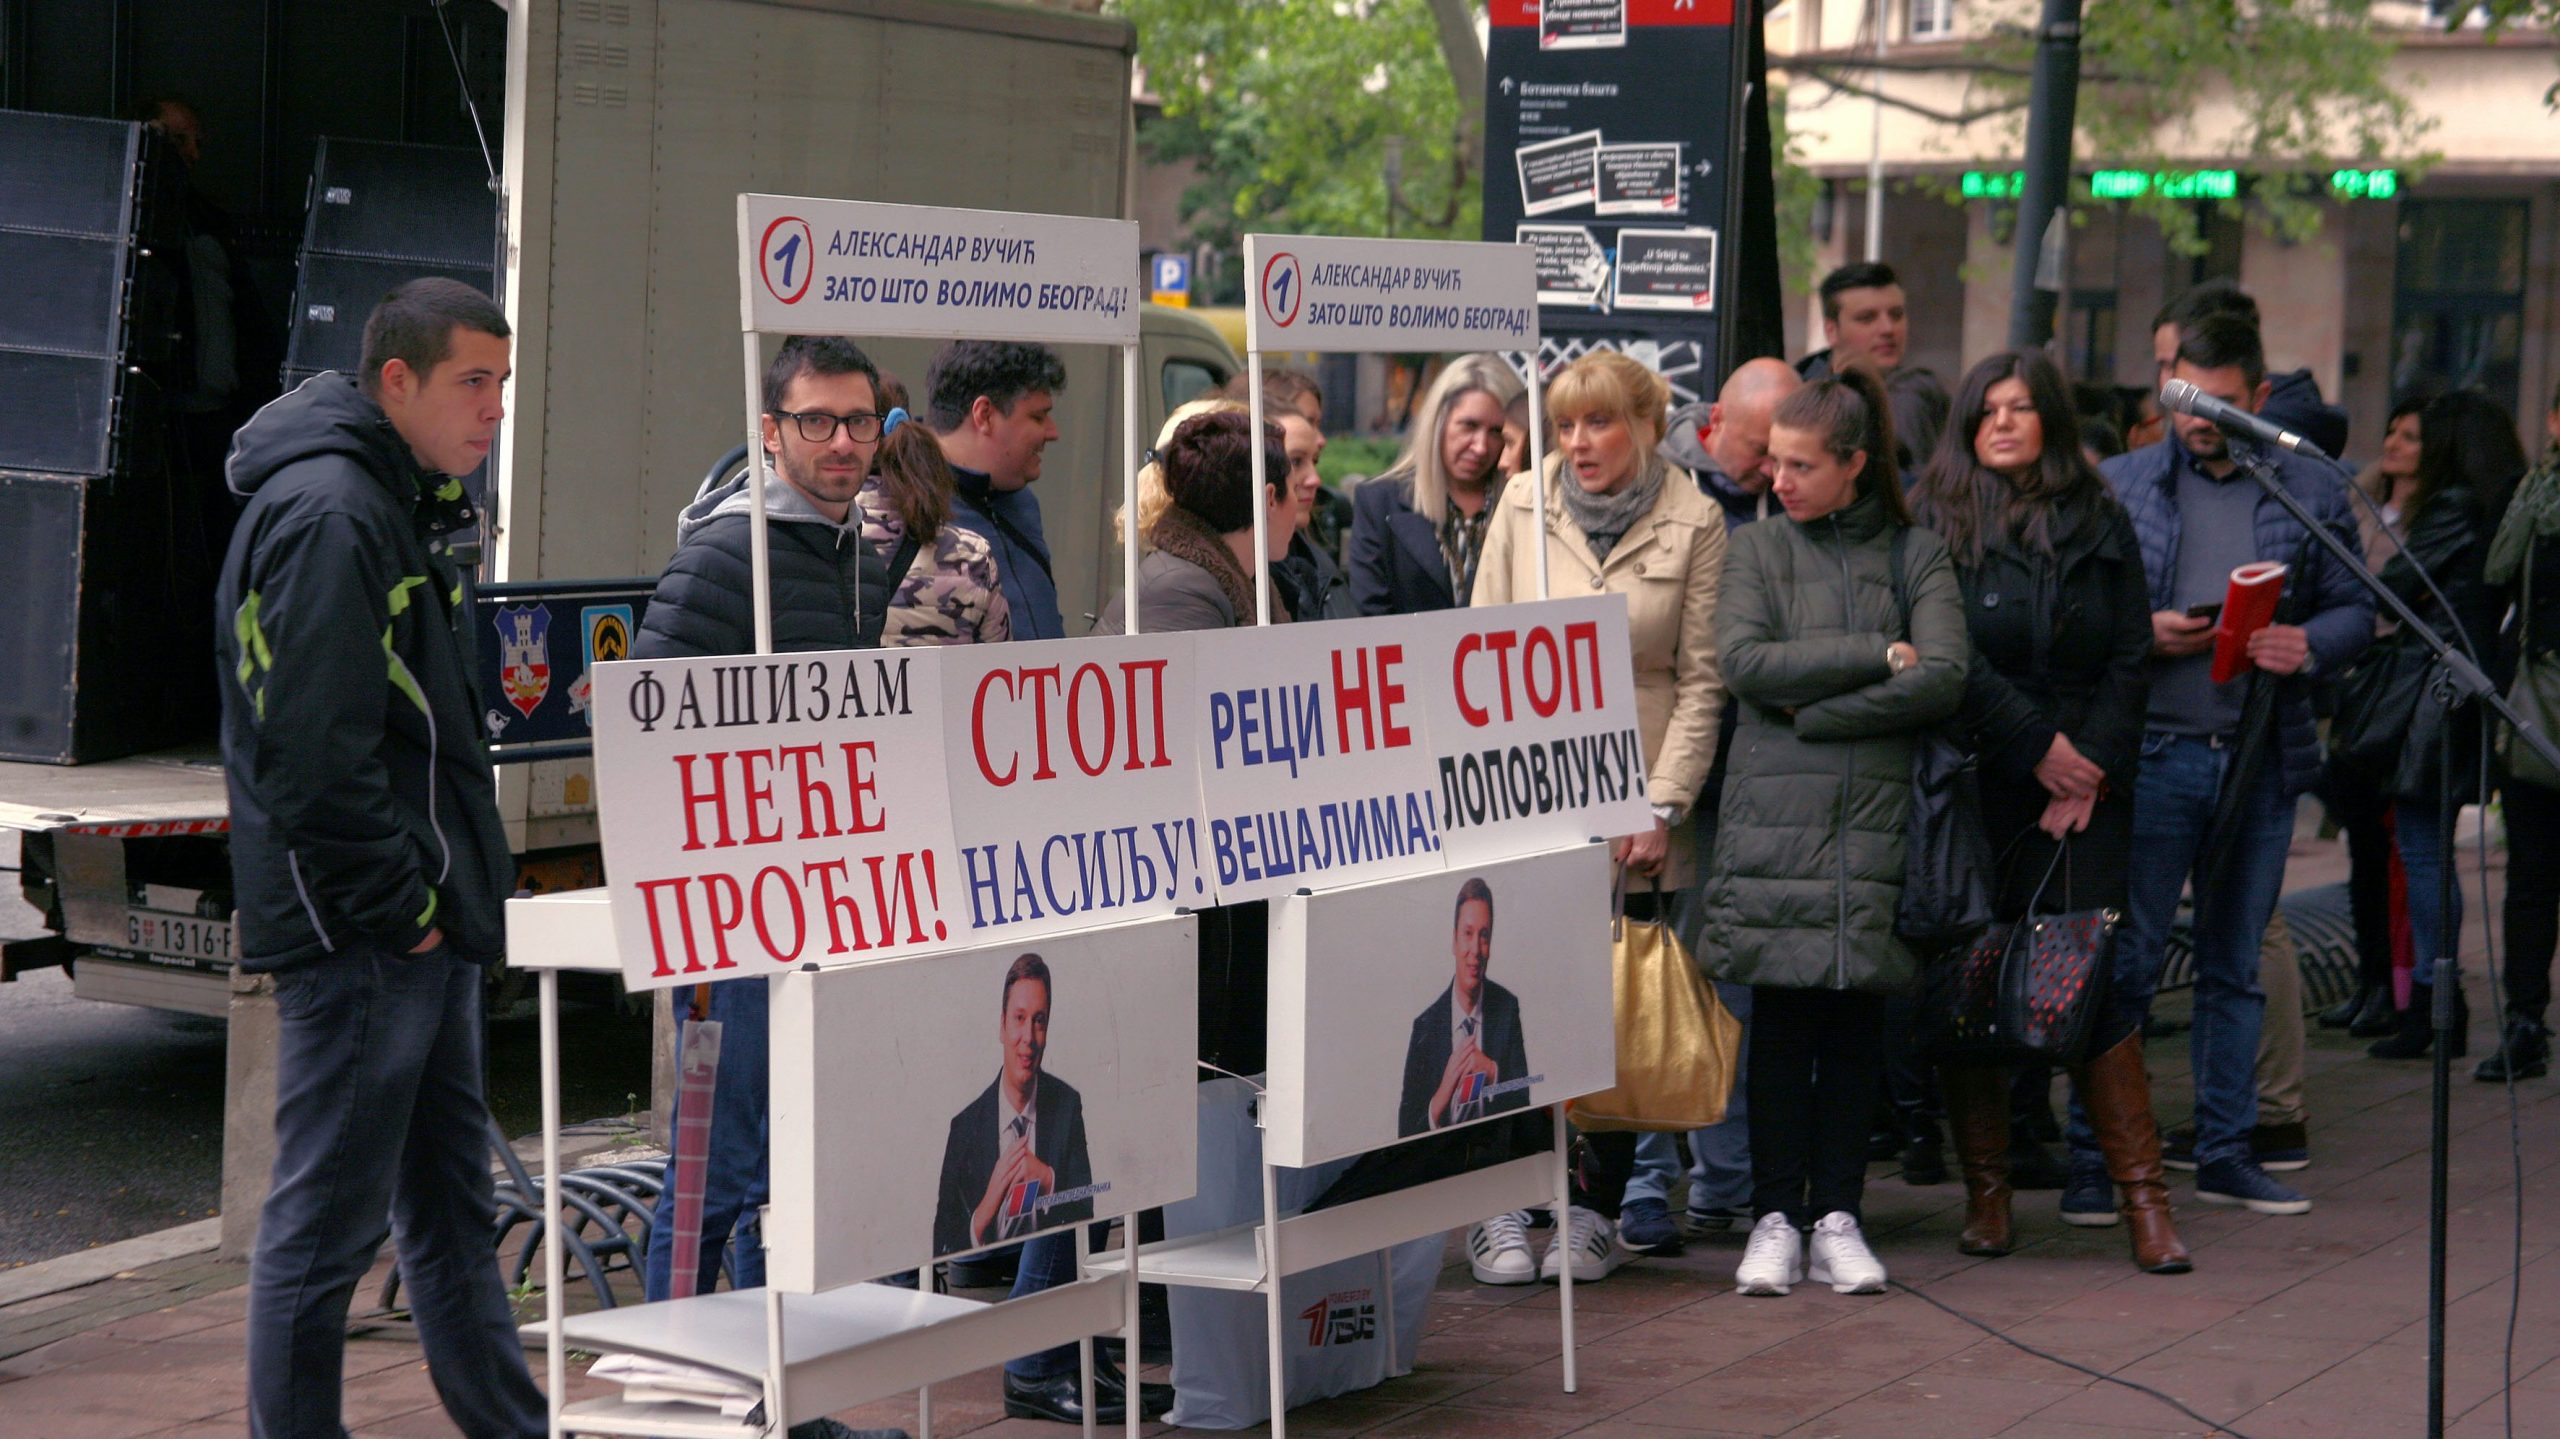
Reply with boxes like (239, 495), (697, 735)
(217, 278), (545, 1439)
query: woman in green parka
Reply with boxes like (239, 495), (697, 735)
(1704, 365), (1969, 1298)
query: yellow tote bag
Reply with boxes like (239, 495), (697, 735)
(1568, 873), (1741, 1133)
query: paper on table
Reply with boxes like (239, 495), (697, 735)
(590, 1352), (760, 1416)
(2210, 561), (2291, 684)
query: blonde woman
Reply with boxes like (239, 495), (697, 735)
(1347, 354), (1528, 615)
(1468, 350), (1727, 1285)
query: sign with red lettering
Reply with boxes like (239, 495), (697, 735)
(1407, 594), (1654, 866)
(1191, 614), (1447, 906)
(588, 650), (964, 992)
(939, 635), (1212, 945)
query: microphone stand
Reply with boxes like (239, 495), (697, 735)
(2230, 444), (2560, 1437)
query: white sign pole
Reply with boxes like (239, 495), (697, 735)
(1247, 362), (1271, 626)
(1123, 344), (1145, 636)
(742, 334), (775, 657)
(1528, 363), (1551, 603)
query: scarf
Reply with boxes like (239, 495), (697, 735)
(2488, 447), (2560, 588)
(1152, 504), (1288, 624)
(1558, 450), (1667, 561)
(1437, 478), (1503, 603)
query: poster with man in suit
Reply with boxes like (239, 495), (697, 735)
(934, 953), (1097, 1255)
(1397, 877), (1533, 1136)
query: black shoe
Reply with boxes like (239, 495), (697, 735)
(1093, 1352), (1176, 1420)
(1900, 1126), (1948, 1186)
(2474, 1018), (2552, 1082)
(2319, 983), (2376, 1030)
(1003, 1370), (1128, 1425)
(2369, 982), (2468, 1060)
(2007, 1136), (2069, 1191)
(2347, 988), (2400, 1038)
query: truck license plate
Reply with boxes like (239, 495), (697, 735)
(120, 909), (235, 965)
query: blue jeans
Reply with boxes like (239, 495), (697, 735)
(2070, 733), (2295, 1171)
(642, 980), (1079, 1381)
(1623, 982), (1752, 1212)
(248, 946), (545, 1439)
(2396, 797), (2461, 987)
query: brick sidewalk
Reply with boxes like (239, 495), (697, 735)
(7, 841), (2556, 1438)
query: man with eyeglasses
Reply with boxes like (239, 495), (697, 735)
(630, 334), (908, 1439)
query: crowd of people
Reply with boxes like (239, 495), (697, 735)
(209, 264), (2560, 1439)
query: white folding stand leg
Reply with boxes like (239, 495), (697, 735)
(1261, 1159), (1287, 1439)
(1077, 1224), (1097, 1439)
(1554, 1106), (1576, 1393)
(1123, 1221), (1143, 1439)
(765, 1285), (789, 1437)
(540, 969), (565, 1439)
(917, 1249), (934, 1439)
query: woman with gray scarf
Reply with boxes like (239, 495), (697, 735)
(1470, 350), (1727, 1285)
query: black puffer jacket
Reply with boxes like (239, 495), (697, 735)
(634, 463), (894, 660)
(215, 374), (513, 969)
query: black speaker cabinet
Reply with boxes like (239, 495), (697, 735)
(0, 109), (184, 477)
(283, 253), (498, 377)
(302, 137), (498, 267)
(0, 469), (217, 764)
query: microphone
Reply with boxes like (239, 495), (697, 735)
(2157, 379), (2332, 462)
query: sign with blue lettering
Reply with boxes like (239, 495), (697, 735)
(737, 193), (1140, 345)
(1242, 233), (1538, 355)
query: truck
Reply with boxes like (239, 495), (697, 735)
(1, 0), (1244, 1023)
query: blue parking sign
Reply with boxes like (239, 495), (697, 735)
(1150, 252), (1191, 305)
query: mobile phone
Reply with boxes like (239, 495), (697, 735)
(2184, 602), (2224, 623)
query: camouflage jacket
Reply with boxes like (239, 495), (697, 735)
(855, 477), (1011, 647)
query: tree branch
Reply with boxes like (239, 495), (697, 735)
(1787, 64), (2032, 126)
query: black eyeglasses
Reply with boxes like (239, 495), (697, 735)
(771, 409), (885, 443)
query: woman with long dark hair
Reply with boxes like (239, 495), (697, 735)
(1704, 365), (1967, 1297)
(2352, 389), (2514, 1060)
(1911, 352), (2189, 1273)
(858, 376), (1010, 646)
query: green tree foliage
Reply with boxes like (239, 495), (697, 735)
(1784, 1), (2434, 253)
(1119, 0), (1482, 258)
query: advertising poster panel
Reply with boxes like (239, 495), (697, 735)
(1263, 846), (1615, 1168)
(765, 916), (1200, 1292)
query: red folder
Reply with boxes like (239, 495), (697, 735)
(2210, 561), (2290, 684)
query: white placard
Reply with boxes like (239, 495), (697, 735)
(588, 649), (966, 992)
(1244, 233), (1537, 356)
(1265, 846), (1615, 1168)
(738, 193), (1140, 344)
(1192, 614), (1448, 906)
(1409, 595), (1654, 866)
(766, 917), (1200, 1292)
(938, 633), (1216, 944)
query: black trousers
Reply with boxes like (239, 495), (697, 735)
(1749, 986), (1888, 1227)
(2330, 756), (2401, 996)
(2503, 780), (2560, 1024)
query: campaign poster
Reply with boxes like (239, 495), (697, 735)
(587, 648), (966, 992)
(1595, 143), (1684, 216)
(1244, 232), (1537, 356)
(1263, 846), (1615, 1168)
(765, 917), (1200, 1292)
(938, 634), (1213, 945)
(1515, 130), (1601, 217)
(1518, 224), (1610, 308)
(1191, 614), (1449, 906)
(1540, 0), (1627, 50)
(1406, 594), (1655, 867)
(1612, 227), (1719, 313)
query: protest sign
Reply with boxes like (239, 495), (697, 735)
(1245, 233), (1537, 356)
(1264, 845), (1615, 1167)
(765, 917), (1200, 1292)
(1407, 594), (1653, 866)
(939, 633), (1214, 944)
(1192, 615), (1447, 906)
(737, 193), (1140, 344)
(587, 648), (964, 992)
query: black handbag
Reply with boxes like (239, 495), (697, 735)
(1922, 843), (2115, 1064)
(2330, 638), (2433, 773)
(1885, 526), (1996, 950)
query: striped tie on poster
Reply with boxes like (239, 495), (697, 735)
(665, 1018), (724, 1299)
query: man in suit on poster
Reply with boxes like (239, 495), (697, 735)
(1399, 877), (1533, 1137)
(935, 953), (1096, 1256)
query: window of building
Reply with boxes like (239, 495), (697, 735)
(2392, 199), (2527, 414)
(1908, 0), (1956, 40)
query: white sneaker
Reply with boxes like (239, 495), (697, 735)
(1466, 1212), (1537, 1285)
(1806, 1211), (1887, 1294)
(1734, 1212), (1802, 1296)
(1538, 1205), (1628, 1282)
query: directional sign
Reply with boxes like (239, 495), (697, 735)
(1517, 224), (1609, 308)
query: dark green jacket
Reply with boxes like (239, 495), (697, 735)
(1701, 494), (1969, 992)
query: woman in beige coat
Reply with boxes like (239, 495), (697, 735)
(1468, 350), (1726, 1285)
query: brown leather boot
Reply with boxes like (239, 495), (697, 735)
(1940, 1062), (2013, 1256)
(2074, 1031), (2193, 1274)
